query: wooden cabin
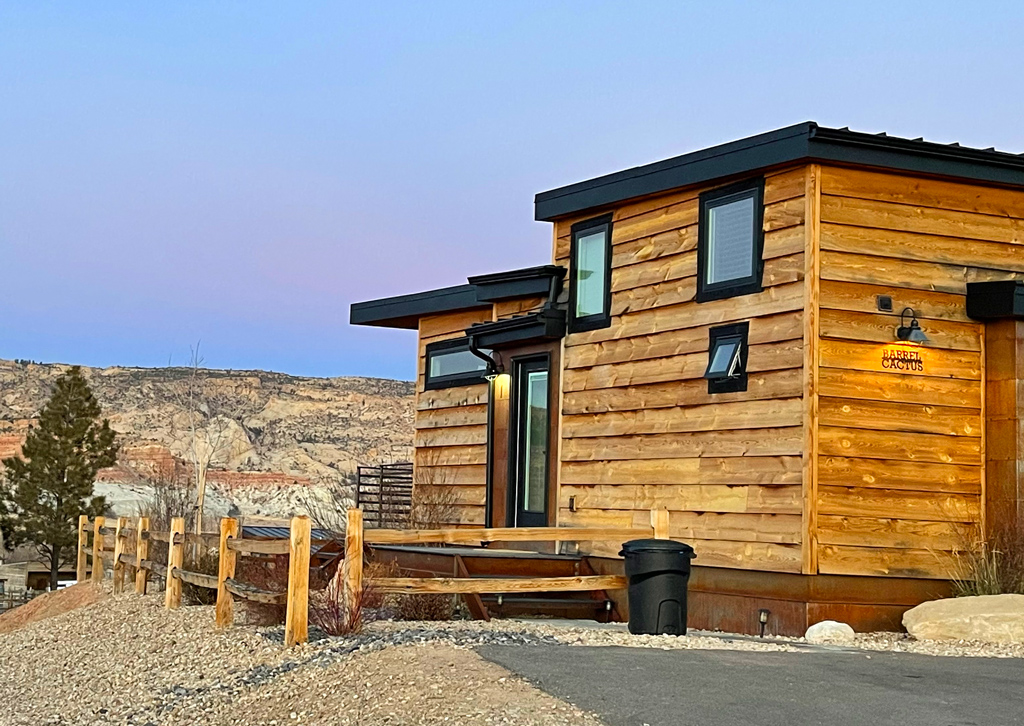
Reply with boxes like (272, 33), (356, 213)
(351, 123), (1024, 635)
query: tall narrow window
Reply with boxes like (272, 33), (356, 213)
(697, 179), (765, 302)
(521, 369), (549, 514)
(568, 214), (613, 333)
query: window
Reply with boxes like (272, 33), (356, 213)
(697, 179), (765, 302)
(424, 338), (491, 390)
(705, 322), (749, 393)
(568, 214), (613, 332)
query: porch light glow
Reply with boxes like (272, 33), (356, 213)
(895, 307), (930, 344)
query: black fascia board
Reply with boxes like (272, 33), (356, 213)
(350, 284), (484, 329)
(807, 127), (1024, 189)
(534, 123), (814, 221)
(535, 122), (1024, 221)
(350, 266), (568, 329)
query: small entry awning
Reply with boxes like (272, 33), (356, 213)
(966, 280), (1024, 320)
(467, 308), (567, 349)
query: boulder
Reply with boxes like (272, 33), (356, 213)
(903, 594), (1024, 644)
(805, 620), (856, 644)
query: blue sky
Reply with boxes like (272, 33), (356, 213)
(2, 2), (1023, 380)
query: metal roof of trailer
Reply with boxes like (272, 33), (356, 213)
(534, 122), (1024, 221)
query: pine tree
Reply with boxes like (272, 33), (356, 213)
(0, 366), (118, 590)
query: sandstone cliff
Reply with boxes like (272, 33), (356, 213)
(0, 359), (415, 518)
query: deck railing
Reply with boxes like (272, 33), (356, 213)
(340, 507), (671, 615)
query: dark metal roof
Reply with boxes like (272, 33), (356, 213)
(241, 525), (335, 541)
(534, 122), (1024, 221)
(350, 265), (565, 329)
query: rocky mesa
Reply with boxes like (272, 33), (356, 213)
(0, 359), (415, 518)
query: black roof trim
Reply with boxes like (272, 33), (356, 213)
(351, 266), (566, 329)
(534, 122), (1024, 221)
(467, 264), (565, 287)
(350, 284), (483, 329)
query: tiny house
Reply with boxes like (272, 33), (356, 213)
(352, 123), (1024, 634)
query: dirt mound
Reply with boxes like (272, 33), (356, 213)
(0, 582), (106, 634)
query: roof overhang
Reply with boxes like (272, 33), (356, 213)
(350, 265), (565, 329)
(350, 284), (484, 329)
(534, 122), (1024, 221)
(966, 280), (1024, 320)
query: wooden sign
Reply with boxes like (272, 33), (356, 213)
(881, 347), (924, 372)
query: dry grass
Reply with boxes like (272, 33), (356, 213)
(951, 518), (1024, 597)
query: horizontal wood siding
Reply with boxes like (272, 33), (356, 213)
(554, 167), (809, 573)
(815, 166), (1024, 578)
(415, 310), (494, 527)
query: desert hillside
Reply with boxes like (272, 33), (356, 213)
(0, 359), (415, 517)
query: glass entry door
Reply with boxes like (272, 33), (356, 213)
(509, 357), (551, 527)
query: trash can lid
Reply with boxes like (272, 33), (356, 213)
(619, 539), (696, 557)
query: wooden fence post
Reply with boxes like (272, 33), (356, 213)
(135, 517), (150, 595)
(113, 516), (128, 594)
(165, 517), (185, 609)
(215, 517), (239, 629)
(285, 515), (311, 647)
(343, 508), (364, 622)
(651, 508), (670, 540)
(91, 516), (105, 583)
(76, 515), (89, 583)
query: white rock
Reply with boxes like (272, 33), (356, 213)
(903, 594), (1024, 644)
(805, 620), (856, 644)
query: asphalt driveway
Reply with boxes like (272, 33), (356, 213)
(477, 645), (1024, 726)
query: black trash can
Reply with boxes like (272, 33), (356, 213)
(619, 539), (696, 635)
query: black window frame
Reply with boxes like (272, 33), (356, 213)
(423, 337), (490, 390)
(696, 178), (765, 303)
(567, 214), (613, 333)
(705, 321), (749, 394)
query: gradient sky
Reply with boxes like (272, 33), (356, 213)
(3, 2), (1024, 380)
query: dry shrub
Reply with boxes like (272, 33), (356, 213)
(366, 557), (456, 622)
(394, 593), (456, 621)
(308, 568), (365, 636)
(181, 545), (220, 606)
(409, 483), (460, 530)
(235, 554), (290, 625)
(951, 518), (1024, 597)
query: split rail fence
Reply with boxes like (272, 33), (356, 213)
(77, 514), (313, 646)
(78, 507), (672, 647)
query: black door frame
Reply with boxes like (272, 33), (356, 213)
(506, 353), (552, 527)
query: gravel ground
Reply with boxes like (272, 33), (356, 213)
(0, 591), (598, 726)
(3, 589), (1022, 726)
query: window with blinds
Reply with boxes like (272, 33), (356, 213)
(697, 179), (765, 302)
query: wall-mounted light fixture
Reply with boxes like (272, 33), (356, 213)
(895, 307), (930, 344)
